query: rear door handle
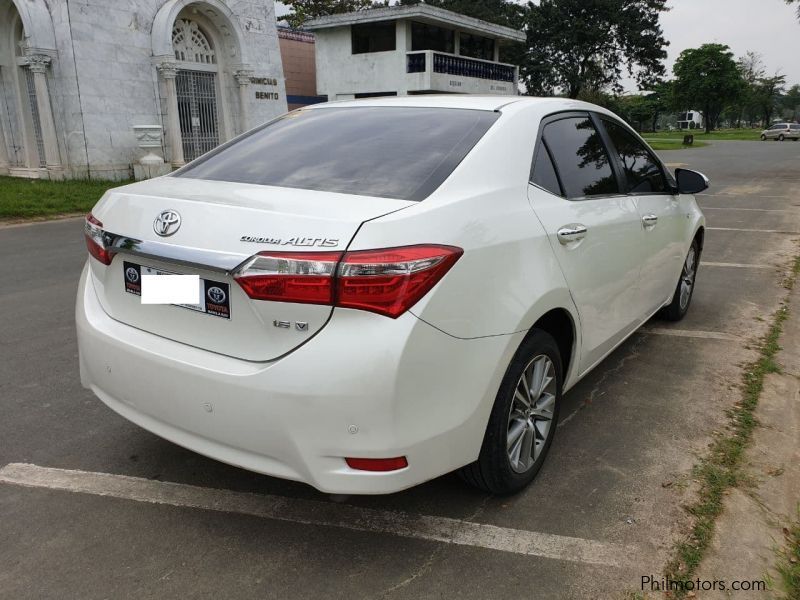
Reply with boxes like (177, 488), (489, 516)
(557, 224), (588, 245)
(642, 214), (658, 229)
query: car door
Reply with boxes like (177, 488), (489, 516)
(600, 117), (686, 316)
(528, 112), (645, 375)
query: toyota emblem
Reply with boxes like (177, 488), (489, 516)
(153, 210), (181, 237)
(207, 286), (226, 304)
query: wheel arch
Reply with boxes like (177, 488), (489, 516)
(526, 307), (577, 387)
(694, 225), (705, 253)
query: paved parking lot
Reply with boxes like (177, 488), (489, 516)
(1, 140), (799, 599)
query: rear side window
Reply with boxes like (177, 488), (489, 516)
(177, 107), (499, 201)
(791, 125), (800, 130)
(602, 120), (668, 194)
(542, 117), (620, 199)
(531, 143), (562, 196)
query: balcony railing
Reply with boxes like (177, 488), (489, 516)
(406, 51), (516, 83)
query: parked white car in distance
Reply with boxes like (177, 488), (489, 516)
(77, 96), (707, 495)
(761, 123), (800, 141)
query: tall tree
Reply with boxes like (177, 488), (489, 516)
(733, 52), (765, 127)
(672, 44), (742, 133)
(283, 0), (375, 29)
(523, 0), (669, 99)
(783, 84), (800, 122)
(752, 74), (786, 126)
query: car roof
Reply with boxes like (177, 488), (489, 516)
(305, 95), (602, 114)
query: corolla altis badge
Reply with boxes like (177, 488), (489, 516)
(240, 235), (339, 247)
(153, 210), (181, 237)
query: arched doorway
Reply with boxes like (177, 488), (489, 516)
(0, 2), (40, 171)
(153, 0), (251, 167)
(0, 0), (60, 177)
(172, 16), (220, 162)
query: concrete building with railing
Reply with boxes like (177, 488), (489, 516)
(304, 4), (525, 100)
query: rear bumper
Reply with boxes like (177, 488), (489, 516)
(76, 263), (523, 494)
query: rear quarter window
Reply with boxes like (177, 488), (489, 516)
(176, 107), (500, 201)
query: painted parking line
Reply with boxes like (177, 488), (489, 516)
(702, 261), (774, 269)
(706, 227), (798, 234)
(642, 328), (740, 341)
(0, 463), (635, 568)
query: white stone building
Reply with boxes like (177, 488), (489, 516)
(305, 4), (525, 100)
(0, 0), (287, 180)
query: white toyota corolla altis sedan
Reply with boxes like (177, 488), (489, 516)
(77, 96), (707, 495)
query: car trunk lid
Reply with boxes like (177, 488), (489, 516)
(87, 177), (414, 361)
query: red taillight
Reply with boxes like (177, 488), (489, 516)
(84, 213), (113, 265)
(345, 456), (408, 472)
(234, 245), (463, 318)
(234, 251), (343, 305)
(338, 245), (463, 318)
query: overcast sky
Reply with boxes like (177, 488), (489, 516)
(277, 0), (800, 87)
(652, 0), (800, 86)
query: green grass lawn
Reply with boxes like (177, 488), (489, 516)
(0, 176), (131, 220)
(644, 128), (764, 142)
(643, 139), (710, 151)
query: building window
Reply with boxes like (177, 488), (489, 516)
(351, 22), (396, 54)
(411, 22), (455, 54)
(459, 33), (494, 61)
(172, 18), (216, 64)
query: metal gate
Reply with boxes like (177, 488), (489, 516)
(24, 69), (46, 168)
(176, 69), (219, 162)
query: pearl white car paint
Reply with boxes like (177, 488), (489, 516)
(76, 96), (705, 494)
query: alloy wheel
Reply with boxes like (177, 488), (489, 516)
(679, 247), (697, 311)
(507, 355), (557, 473)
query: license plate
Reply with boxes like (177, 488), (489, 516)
(123, 261), (231, 319)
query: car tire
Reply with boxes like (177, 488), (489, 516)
(660, 239), (700, 322)
(459, 330), (562, 495)
(779, 134), (785, 141)
(761, 134), (767, 141)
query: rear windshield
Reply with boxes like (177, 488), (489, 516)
(176, 107), (500, 201)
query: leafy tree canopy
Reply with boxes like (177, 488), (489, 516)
(523, 0), (669, 99)
(751, 74), (786, 126)
(784, 84), (800, 121)
(672, 44), (742, 133)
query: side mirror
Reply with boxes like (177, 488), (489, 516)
(675, 168), (709, 195)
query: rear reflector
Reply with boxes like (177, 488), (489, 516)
(234, 245), (463, 318)
(345, 456), (409, 472)
(84, 213), (113, 265)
